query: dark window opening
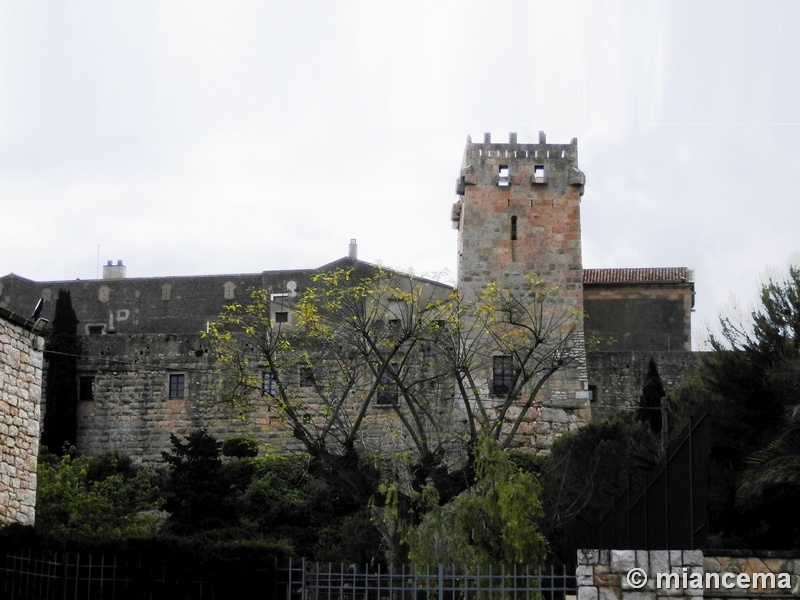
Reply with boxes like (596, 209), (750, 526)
(511, 215), (518, 241)
(300, 367), (315, 387)
(492, 356), (514, 396)
(376, 367), (399, 406)
(79, 376), (95, 401)
(87, 325), (104, 335)
(275, 311), (289, 324)
(169, 374), (185, 398)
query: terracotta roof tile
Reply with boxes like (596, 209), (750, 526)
(583, 267), (692, 285)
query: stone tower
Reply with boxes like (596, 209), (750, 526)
(451, 131), (590, 449)
(452, 131), (586, 304)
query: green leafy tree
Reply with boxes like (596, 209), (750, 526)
(405, 435), (547, 568)
(35, 450), (162, 541)
(206, 265), (583, 561)
(538, 416), (658, 563)
(41, 290), (80, 454)
(208, 267), (580, 487)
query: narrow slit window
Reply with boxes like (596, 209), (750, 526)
(498, 165), (510, 187)
(511, 216), (518, 241)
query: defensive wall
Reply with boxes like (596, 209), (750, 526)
(587, 351), (701, 420)
(0, 307), (43, 525)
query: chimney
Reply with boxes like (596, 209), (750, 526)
(348, 239), (358, 260)
(103, 260), (127, 280)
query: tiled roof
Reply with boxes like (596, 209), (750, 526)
(583, 267), (692, 285)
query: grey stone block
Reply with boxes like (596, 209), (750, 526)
(578, 586), (599, 600)
(611, 550), (636, 575)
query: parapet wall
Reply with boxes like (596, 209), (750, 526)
(0, 314), (42, 525)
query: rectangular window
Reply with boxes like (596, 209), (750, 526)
(300, 367), (315, 387)
(498, 165), (510, 187)
(376, 367), (398, 406)
(533, 165), (546, 184)
(274, 311), (289, 324)
(79, 376), (95, 401)
(492, 356), (514, 396)
(87, 325), (104, 335)
(262, 371), (278, 396)
(169, 374), (185, 398)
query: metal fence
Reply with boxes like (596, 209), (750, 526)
(281, 558), (576, 600)
(597, 413), (710, 550)
(0, 548), (277, 600)
(1, 549), (575, 600)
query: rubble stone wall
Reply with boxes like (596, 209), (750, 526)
(0, 315), (43, 525)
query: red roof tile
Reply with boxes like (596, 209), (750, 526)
(583, 267), (692, 285)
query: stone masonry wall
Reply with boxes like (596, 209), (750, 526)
(578, 549), (800, 600)
(0, 315), (43, 525)
(587, 351), (700, 420)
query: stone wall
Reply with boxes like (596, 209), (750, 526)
(0, 310), (43, 525)
(578, 549), (800, 600)
(587, 351), (701, 420)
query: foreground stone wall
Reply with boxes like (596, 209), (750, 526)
(578, 549), (800, 600)
(0, 312), (43, 525)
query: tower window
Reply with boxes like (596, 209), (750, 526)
(498, 165), (510, 187)
(262, 371), (278, 396)
(533, 165), (546, 184)
(274, 311), (289, 324)
(492, 356), (514, 396)
(511, 216), (518, 241)
(169, 374), (185, 398)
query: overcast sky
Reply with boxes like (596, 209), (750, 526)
(2, 1), (799, 348)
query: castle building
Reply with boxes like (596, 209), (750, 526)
(0, 132), (696, 462)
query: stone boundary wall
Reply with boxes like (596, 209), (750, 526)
(578, 550), (800, 600)
(0, 314), (43, 525)
(587, 351), (700, 419)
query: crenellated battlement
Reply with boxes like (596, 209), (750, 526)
(463, 131), (578, 162)
(456, 131), (584, 196)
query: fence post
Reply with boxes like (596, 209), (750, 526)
(438, 563), (444, 600)
(61, 552), (68, 600)
(301, 558), (307, 600)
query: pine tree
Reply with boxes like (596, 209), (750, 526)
(41, 289), (80, 454)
